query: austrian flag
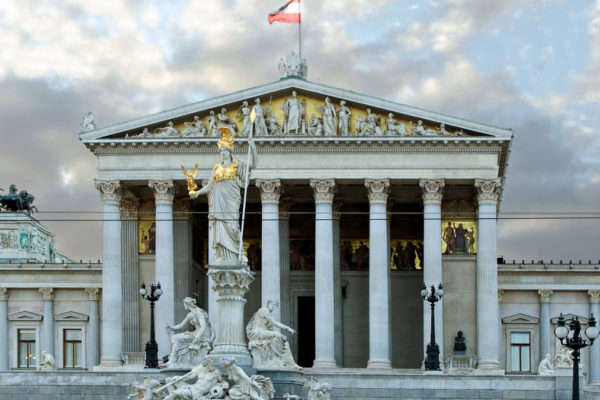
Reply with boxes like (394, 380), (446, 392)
(268, 0), (301, 24)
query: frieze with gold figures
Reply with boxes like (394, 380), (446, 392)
(441, 220), (477, 255)
(126, 93), (470, 140)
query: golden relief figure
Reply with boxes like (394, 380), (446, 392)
(441, 220), (477, 255)
(181, 164), (198, 193)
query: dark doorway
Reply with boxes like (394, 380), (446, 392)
(297, 296), (315, 367)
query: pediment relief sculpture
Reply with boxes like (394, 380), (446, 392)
(119, 93), (483, 141)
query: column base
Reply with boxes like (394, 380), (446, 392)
(93, 356), (123, 371)
(312, 358), (337, 369)
(367, 359), (391, 369)
(475, 360), (504, 375)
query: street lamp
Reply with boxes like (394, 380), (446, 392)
(554, 313), (599, 400)
(421, 282), (444, 371)
(140, 282), (163, 368)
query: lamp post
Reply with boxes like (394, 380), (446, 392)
(421, 282), (444, 371)
(554, 313), (599, 400)
(140, 282), (162, 368)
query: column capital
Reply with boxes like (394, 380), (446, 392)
(365, 179), (391, 203)
(419, 179), (445, 203)
(149, 180), (175, 204)
(256, 179), (283, 203)
(120, 198), (139, 220)
(475, 178), (502, 203)
(279, 197), (293, 220)
(310, 179), (336, 203)
(589, 290), (600, 304)
(498, 289), (504, 302)
(0, 287), (8, 300)
(39, 287), (54, 301)
(94, 179), (124, 205)
(538, 289), (553, 303)
(85, 288), (100, 301)
(332, 197), (344, 220)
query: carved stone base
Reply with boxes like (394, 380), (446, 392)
(259, 369), (305, 399)
(208, 261), (255, 367)
(312, 359), (337, 369)
(366, 359), (392, 369)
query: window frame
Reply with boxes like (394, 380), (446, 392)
(62, 328), (83, 369)
(17, 328), (37, 369)
(510, 331), (531, 372)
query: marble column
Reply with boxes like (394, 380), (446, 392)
(121, 199), (139, 353)
(419, 179), (445, 362)
(174, 200), (193, 323)
(310, 178), (337, 368)
(333, 198), (344, 367)
(475, 178), (502, 370)
(279, 197), (293, 334)
(85, 288), (100, 369)
(538, 290), (553, 365)
(148, 180), (175, 356)
(39, 288), (55, 359)
(589, 290), (600, 383)
(366, 179), (392, 369)
(0, 288), (8, 371)
(256, 179), (283, 321)
(95, 179), (124, 366)
(387, 200), (393, 362)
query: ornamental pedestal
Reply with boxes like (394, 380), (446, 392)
(208, 261), (255, 367)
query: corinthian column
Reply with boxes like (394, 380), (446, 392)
(39, 288), (55, 360)
(85, 288), (100, 369)
(148, 180), (175, 356)
(475, 178), (502, 371)
(589, 290), (600, 383)
(94, 179), (124, 367)
(0, 288), (8, 371)
(256, 179), (283, 322)
(538, 290), (553, 366)
(121, 199), (139, 353)
(310, 179), (337, 368)
(419, 179), (445, 362)
(365, 179), (392, 369)
(333, 198), (344, 367)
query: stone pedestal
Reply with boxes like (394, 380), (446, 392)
(207, 261), (255, 367)
(258, 370), (306, 400)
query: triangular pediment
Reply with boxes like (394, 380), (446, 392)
(8, 311), (43, 321)
(80, 78), (513, 142)
(502, 313), (539, 324)
(54, 311), (89, 321)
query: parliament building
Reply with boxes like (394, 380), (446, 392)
(1, 57), (600, 399)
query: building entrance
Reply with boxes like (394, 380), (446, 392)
(297, 296), (315, 367)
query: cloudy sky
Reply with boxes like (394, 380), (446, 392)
(1, 0), (599, 263)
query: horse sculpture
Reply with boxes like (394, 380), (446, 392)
(0, 185), (38, 215)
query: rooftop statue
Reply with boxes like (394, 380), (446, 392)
(80, 112), (96, 132)
(385, 113), (407, 136)
(165, 297), (215, 369)
(307, 113), (323, 137)
(187, 126), (257, 262)
(279, 51), (308, 79)
(318, 97), (337, 136)
(253, 98), (270, 137)
(0, 184), (37, 215)
(237, 101), (252, 137)
(218, 108), (238, 134)
(266, 113), (283, 136)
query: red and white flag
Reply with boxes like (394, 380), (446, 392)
(268, 0), (301, 24)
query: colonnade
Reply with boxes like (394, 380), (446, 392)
(93, 177), (505, 370)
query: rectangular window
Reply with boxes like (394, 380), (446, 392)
(18, 329), (36, 368)
(510, 332), (531, 372)
(63, 329), (83, 368)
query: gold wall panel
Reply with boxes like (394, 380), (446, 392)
(441, 220), (477, 255)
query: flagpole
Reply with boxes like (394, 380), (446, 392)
(298, 1), (302, 57)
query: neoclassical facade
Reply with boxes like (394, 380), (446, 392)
(2, 72), (600, 397)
